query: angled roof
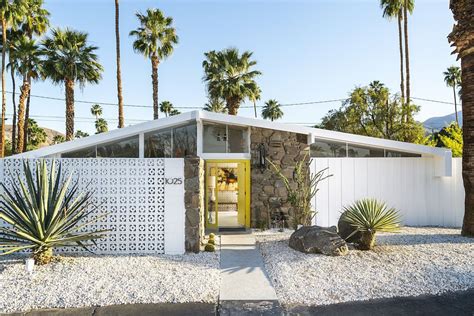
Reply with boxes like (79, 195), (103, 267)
(9, 110), (451, 160)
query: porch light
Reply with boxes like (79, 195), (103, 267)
(258, 143), (266, 171)
(208, 176), (216, 202)
(25, 258), (35, 274)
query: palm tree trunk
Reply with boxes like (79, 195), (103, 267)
(10, 61), (17, 154)
(397, 10), (406, 121)
(115, 0), (124, 128)
(454, 85), (459, 125)
(403, 0), (411, 122)
(151, 55), (159, 120)
(16, 78), (29, 153)
(226, 96), (240, 115)
(23, 81), (31, 152)
(0, 18), (7, 158)
(461, 52), (474, 237)
(65, 78), (75, 141)
(253, 100), (257, 118)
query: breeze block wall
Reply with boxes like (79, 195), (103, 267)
(0, 158), (186, 255)
(249, 127), (309, 228)
(183, 158), (205, 252)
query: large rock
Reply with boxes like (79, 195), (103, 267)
(289, 226), (349, 256)
(338, 212), (362, 243)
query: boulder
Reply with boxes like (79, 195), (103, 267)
(337, 212), (362, 243)
(289, 225), (349, 256)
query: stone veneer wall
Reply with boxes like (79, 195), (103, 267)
(250, 127), (309, 228)
(184, 158), (205, 252)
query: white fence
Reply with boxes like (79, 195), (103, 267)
(312, 158), (464, 228)
(0, 158), (185, 255)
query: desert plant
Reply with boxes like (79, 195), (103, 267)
(341, 199), (402, 250)
(268, 153), (331, 230)
(204, 244), (215, 252)
(0, 160), (108, 264)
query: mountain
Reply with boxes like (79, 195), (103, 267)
(423, 112), (462, 132)
(4, 124), (64, 148)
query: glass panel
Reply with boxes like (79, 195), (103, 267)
(310, 139), (346, 157)
(385, 150), (421, 158)
(172, 124), (197, 157)
(61, 146), (96, 158)
(348, 144), (384, 157)
(144, 129), (172, 158)
(203, 123), (227, 153)
(96, 136), (139, 158)
(228, 125), (249, 153)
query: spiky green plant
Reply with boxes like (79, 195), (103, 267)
(341, 199), (402, 250)
(0, 160), (108, 264)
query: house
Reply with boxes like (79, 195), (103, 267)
(2, 110), (462, 254)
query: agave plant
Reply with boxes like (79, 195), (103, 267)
(0, 160), (108, 264)
(341, 199), (401, 250)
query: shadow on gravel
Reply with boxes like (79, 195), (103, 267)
(377, 233), (474, 246)
(287, 289), (474, 316)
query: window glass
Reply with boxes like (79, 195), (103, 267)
(172, 124), (197, 157)
(385, 150), (421, 158)
(228, 125), (249, 153)
(144, 129), (172, 158)
(61, 146), (96, 158)
(348, 144), (384, 157)
(97, 136), (139, 158)
(310, 139), (346, 157)
(203, 123), (227, 153)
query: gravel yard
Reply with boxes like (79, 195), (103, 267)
(255, 227), (474, 306)
(0, 251), (220, 313)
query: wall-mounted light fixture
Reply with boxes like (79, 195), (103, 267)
(258, 143), (266, 172)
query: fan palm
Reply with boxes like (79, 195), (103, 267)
(443, 66), (462, 125)
(74, 130), (89, 139)
(449, 0), (474, 237)
(203, 98), (227, 113)
(95, 118), (108, 134)
(159, 100), (173, 117)
(261, 99), (283, 122)
(130, 8), (178, 120)
(115, 0), (124, 128)
(0, 160), (108, 264)
(169, 108), (180, 116)
(42, 28), (103, 141)
(0, 0), (25, 157)
(202, 48), (262, 115)
(52, 134), (64, 144)
(9, 35), (42, 154)
(90, 104), (103, 120)
(341, 199), (402, 250)
(20, 0), (49, 153)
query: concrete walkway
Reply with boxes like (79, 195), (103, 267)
(219, 234), (278, 301)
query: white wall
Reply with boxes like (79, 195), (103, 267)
(0, 158), (186, 255)
(312, 158), (464, 228)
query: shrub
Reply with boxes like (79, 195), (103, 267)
(205, 244), (215, 252)
(0, 160), (108, 264)
(341, 199), (401, 250)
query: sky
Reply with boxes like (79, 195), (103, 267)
(4, 0), (459, 135)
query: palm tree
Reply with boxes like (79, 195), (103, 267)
(159, 100), (173, 117)
(130, 9), (178, 120)
(95, 118), (108, 134)
(261, 99), (284, 122)
(0, 0), (25, 157)
(115, 0), (124, 128)
(169, 108), (180, 116)
(75, 130), (89, 138)
(403, 0), (414, 121)
(42, 28), (103, 141)
(203, 98), (227, 113)
(90, 104), (103, 120)
(448, 0), (474, 237)
(443, 66), (462, 125)
(380, 0), (406, 112)
(20, 0), (49, 152)
(203, 48), (262, 115)
(9, 35), (42, 153)
(52, 134), (64, 144)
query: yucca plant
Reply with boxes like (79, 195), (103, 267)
(341, 199), (401, 250)
(0, 160), (108, 264)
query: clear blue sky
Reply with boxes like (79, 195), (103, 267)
(5, 0), (458, 135)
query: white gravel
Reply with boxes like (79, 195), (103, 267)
(255, 227), (474, 306)
(0, 251), (220, 313)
